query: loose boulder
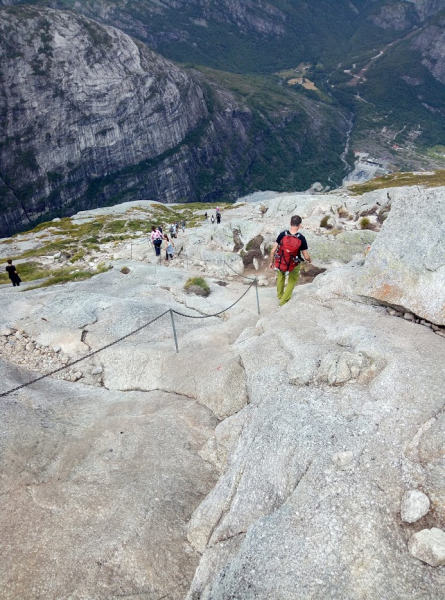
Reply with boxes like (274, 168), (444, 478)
(401, 490), (430, 523)
(408, 528), (445, 567)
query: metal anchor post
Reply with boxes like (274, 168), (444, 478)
(255, 278), (260, 315)
(170, 309), (179, 353)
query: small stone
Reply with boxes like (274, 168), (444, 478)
(404, 313), (415, 322)
(408, 528), (445, 567)
(435, 330), (445, 338)
(1, 329), (13, 336)
(401, 490), (430, 523)
(53, 252), (61, 259)
(253, 257), (259, 270)
(25, 342), (35, 351)
(74, 371), (83, 380)
(332, 451), (353, 469)
(387, 308), (397, 316)
(14, 332), (23, 340)
(91, 366), (103, 375)
(52, 345), (61, 353)
(431, 324), (439, 332)
(52, 217), (61, 222)
(420, 321), (431, 328)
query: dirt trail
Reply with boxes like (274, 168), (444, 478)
(347, 26), (423, 87)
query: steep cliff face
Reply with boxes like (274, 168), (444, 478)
(0, 6), (348, 236)
(0, 6), (207, 234)
(411, 13), (445, 83)
(369, 0), (445, 29)
(2, 1), (445, 73)
(0, 0), (368, 71)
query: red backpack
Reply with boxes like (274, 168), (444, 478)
(274, 231), (302, 272)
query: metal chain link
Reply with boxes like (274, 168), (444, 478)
(172, 281), (255, 319)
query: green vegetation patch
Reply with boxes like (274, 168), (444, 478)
(26, 263), (111, 290)
(320, 215), (333, 229)
(0, 261), (48, 284)
(349, 170), (445, 195)
(184, 276), (210, 297)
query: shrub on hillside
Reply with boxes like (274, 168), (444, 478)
(320, 215), (333, 229)
(184, 277), (210, 297)
(359, 217), (372, 230)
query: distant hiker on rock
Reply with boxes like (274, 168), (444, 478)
(216, 212), (221, 224)
(204, 212), (208, 222)
(164, 235), (175, 261)
(181, 219), (185, 233)
(5, 259), (21, 287)
(151, 226), (163, 257)
(269, 215), (311, 306)
(211, 215), (215, 225)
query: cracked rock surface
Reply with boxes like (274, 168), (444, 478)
(186, 283), (445, 599)
(1, 189), (445, 599)
(0, 372), (218, 599)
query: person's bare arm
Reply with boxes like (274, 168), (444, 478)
(302, 250), (311, 263)
(269, 242), (278, 269)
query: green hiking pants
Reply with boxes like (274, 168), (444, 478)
(276, 267), (300, 306)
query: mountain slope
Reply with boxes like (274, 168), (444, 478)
(0, 0), (379, 72)
(0, 6), (349, 236)
(3, 0), (445, 72)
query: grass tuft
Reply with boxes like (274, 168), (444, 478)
(320, 215), (333, 229)
(184, 276), (210, 297)
(359, 217), (371, 230)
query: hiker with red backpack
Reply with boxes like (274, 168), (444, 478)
(269, 215), (311, 306)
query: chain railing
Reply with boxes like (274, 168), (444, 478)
(0, 278), (259, 398)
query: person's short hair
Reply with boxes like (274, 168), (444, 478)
(7, 259), (12, 264)
(151, 226), (156, 231)
(290, 215), (302, 227)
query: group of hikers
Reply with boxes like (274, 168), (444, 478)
(150, 224), (177, 261)
(148, 212), (311, 305)
(204, 206), (222, 224)
(4, 210), (312, 308)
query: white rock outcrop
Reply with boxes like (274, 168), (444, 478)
(356, 187), (445, 324)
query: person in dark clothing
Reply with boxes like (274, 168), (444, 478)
(216, 212), (221, 224)
(5, 259), (21, 287)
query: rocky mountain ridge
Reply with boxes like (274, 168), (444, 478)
(0, 6), (350, 237)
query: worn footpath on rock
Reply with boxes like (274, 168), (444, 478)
(0, 186), (444, 599)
